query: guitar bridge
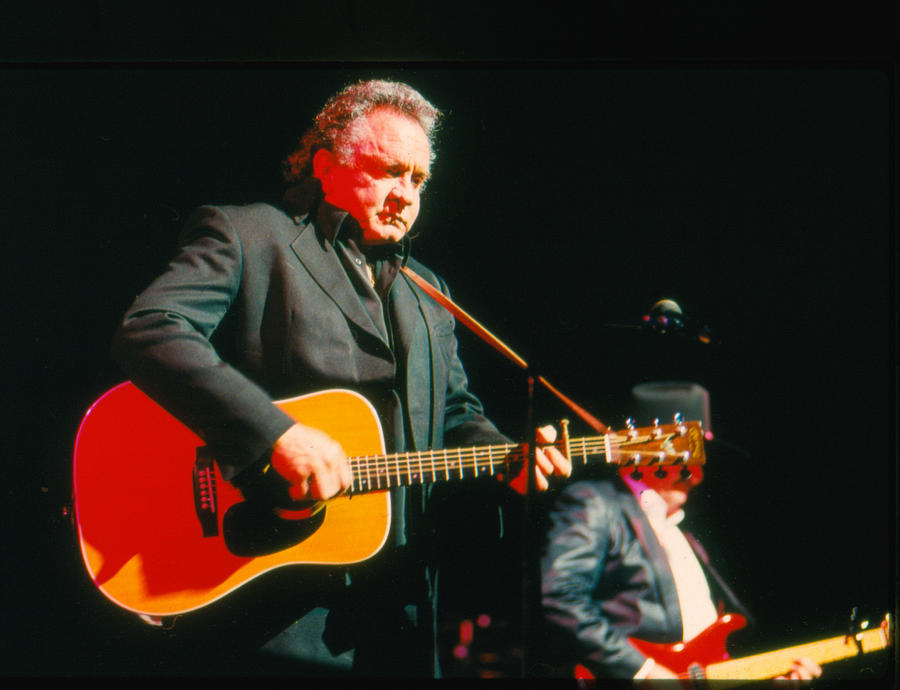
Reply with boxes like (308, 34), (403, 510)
(192, 447), (219, 538)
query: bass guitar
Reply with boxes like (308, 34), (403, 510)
(73, 382), (705, 618)
(575, 611), (893, 685)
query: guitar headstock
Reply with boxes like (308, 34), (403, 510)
(606, 418), (706, 468)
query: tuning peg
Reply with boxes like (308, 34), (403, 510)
(848, 607), (866, 654)
(679, 466), (692, 480)
(628, 453), (643, 481)
(626, 417), (638, 439)
(651, 418), (663, 439)
(673, 412), (687, 436)
(654, 467), (668, 479)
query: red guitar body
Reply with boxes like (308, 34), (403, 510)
(575, 613), (746, 680)
(630, 613), (746, 674)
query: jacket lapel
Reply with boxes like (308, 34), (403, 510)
(390, 272), (436, 450)
(289, 223), (390, 347)
(620, 491), (685, 638)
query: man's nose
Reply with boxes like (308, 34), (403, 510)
(390, 175), (417, 207)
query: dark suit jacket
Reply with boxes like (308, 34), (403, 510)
(112, 197), (506, 483)
(539, 478), (749, 679)
(110, 194), (512, 674)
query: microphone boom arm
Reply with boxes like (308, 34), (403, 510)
(400, 266), (609, 434)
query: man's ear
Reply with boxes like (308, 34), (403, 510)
(312, 148), (335, 184)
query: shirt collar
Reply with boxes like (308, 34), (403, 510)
(316, 199), (410, 265)
(316, 198), (353, 245)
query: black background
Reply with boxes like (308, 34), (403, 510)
(2, 2), (896, 681)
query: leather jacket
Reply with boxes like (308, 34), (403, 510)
(539, 478), (749, 678)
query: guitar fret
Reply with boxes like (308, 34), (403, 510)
(416, 450), (423, 485)
(488, 445), (494, 475)
(405, 452), (412, 485)
(443, 448), (449, 481)
(458, 448), (464, 479)
(394, 452), (401, 486)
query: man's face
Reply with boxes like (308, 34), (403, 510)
(314, 106), (432, 244)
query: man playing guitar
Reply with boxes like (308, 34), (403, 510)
(540, 383), (824, 683)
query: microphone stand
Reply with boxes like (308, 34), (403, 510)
(400, 267), (608, 677)
(522, 371), (536, 678)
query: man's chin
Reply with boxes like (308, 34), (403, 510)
(362, 223), (408, 244)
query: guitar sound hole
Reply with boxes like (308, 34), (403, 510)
(222, 501), (326, 557)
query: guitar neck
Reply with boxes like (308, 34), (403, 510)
(349, 441), (520, 492)
(705, 624), (891, 683)
(347, 430), (698, 494)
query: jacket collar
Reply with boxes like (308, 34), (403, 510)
(284, 182), (410, 264)
(288, 207), (390, 350)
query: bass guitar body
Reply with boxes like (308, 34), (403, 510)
(73, 383), (391, 617)
(574, 615), (745, 682)
(628, 613), (746, 676)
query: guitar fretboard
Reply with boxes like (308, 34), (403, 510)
(705, 623), (892, 683)
(350, 442), (517, 492)
(348, 433), (694, 493)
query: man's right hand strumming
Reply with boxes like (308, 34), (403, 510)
(270, 423), (353, 501)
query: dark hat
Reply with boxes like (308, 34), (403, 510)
(629, 381), (711, 432)
(629, 381), (751, 459)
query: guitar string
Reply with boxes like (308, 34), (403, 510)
(347, 437), (691, 468)
(341, 424), (700, 490)
(347, 445), (691, 471)
(346, 438), (695, 489)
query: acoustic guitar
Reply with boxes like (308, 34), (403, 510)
(72, 382), (705, 618)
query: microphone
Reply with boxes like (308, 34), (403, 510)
(642, 298), (714, 344)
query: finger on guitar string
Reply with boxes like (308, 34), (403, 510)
(537, 424), (572, 478)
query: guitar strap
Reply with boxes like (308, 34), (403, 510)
(400, 266), (609, 434)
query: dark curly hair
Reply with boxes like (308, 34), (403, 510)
(282, 79), (442, 184)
